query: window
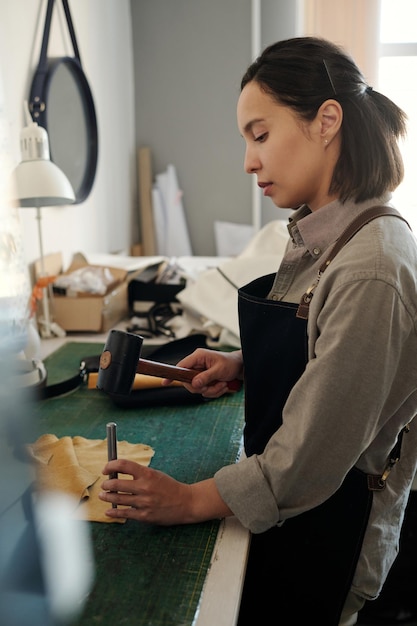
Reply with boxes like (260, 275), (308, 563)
(378, 0), (417, 226)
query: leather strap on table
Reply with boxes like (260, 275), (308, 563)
(36, 358), (91, 400)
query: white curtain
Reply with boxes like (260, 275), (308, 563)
(302, 0), (381, 87)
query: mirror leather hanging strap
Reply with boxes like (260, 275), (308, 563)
(29, 0), (98, 203)
(30, 0), (82, 121)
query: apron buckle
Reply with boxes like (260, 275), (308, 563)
(367, 474), (386, 491)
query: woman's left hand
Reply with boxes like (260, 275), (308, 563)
(99, 458), (193, 524)
(99, 459), (233, 525)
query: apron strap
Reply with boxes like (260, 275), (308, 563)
(367, 423), (411, 491)
(296, 205), (410, 320)
(296, 205), (411, 491)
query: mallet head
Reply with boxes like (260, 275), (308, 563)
(97, 330), (143, 395)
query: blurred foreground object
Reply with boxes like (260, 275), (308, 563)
(1, 72), (93, 624)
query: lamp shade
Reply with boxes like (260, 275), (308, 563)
(14, 159), (75, 207)
(12, 102), (75, 208)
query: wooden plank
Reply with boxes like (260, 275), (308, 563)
(194, 516), (250, 626)
(138, 146), (156, 255)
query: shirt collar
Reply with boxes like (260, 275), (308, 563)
(287, 194), (393, 258)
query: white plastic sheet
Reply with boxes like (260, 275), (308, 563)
(152, 165), (193, 257)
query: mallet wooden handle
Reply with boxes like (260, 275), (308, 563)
(138, 358), (242, 391)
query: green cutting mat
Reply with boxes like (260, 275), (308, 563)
(33, 342), (245, 626)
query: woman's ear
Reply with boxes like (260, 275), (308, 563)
(318, 99), (343, 142)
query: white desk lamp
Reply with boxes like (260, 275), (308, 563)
(12, 102), (75, 338)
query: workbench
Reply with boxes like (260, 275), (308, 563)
(36, 334), (250, 626)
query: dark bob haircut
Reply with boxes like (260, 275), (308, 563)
(241, 37), (407, 203)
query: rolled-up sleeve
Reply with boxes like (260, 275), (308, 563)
(214, 455), (280, 533)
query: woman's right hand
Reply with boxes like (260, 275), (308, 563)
(162, 348), (244, 398)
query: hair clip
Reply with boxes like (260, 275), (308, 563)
(323, 59), (337, 96)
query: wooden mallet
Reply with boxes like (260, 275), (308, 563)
(96, 329), (241, 395)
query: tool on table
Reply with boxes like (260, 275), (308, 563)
(96, 330), (241, 395)
(88, 371), (182, 390)
(106, 421), (118, 508)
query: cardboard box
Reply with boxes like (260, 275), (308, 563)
(36, 252), (132, 333)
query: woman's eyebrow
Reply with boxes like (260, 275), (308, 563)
(243, 118), (265, 134)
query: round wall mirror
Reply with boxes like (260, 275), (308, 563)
(29, 56), (98, 204)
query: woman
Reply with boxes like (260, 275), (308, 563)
(100, 37), (417, 625)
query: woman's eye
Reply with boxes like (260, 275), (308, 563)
(255, 132), (267, 143)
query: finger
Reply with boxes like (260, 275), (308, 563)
(176, 348), (211, 369)
(99, 490), (138, 507)
(200, 381), (230, 398)
(175, 354), (199, 369)
(103, 504), (142, 520)
(102, 458), (146, 478)
(190, 371), (225, 391)
(177, 381), (202, 395)
(100, 477), (127, 492)
(100, 473), (143, 493)
(99, 490), (152, 522)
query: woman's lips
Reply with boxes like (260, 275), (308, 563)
(258, 182), (273, 196)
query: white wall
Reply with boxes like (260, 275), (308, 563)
(0, 0), (136, 269)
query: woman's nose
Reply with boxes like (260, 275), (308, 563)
(244, 147), (260, 174)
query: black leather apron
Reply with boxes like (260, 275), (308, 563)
(236, 273), (373, 625)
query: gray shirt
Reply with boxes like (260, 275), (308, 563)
(214, 195), (417, 599)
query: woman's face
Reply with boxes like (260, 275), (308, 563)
(237, 81), (339, 211)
